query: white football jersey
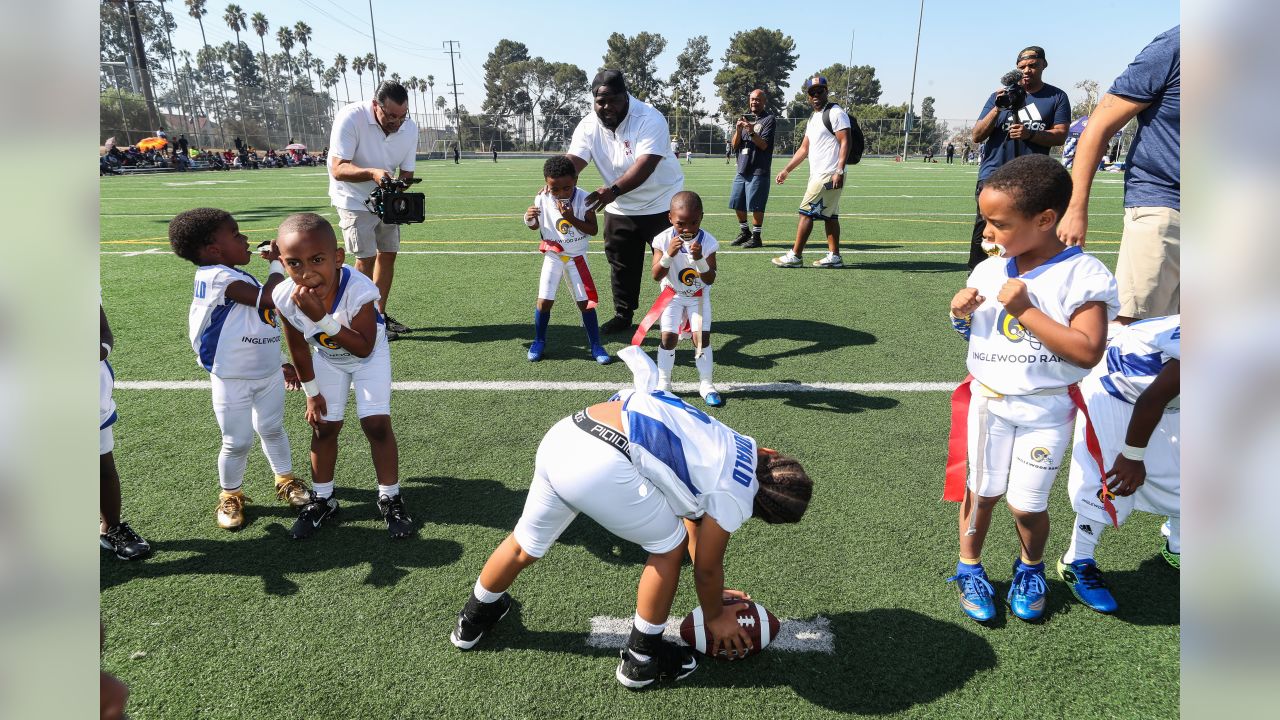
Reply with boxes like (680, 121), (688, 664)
(651, 227), (719, 299)
(613, 346), (757, 532)
(100, 360), (117, 430)
(966, 247), (1119, 394)
(272, 265), (387, 373)
(535, 187), (591, 257)
(188, 265), (282, 379)
(1096, 314), (1180, 406)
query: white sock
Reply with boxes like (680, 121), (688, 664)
(656, 348), (675, 387)
(695, 345), (714, 384)
(1063, 514), (1103, 563)
(378, 482), (400, 498)
(633, 611), (667, 635)
(1163, 516), (1180, 553)
(473, 578), (504, 604)
(312, 481), (334, 499)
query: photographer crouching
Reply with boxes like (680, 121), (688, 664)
(967, 46), (1070, 269)
(328, 80), (421, 340)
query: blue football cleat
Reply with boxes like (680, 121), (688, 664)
(590, 345), (612, 365)
(1057, 557), (1118, 613)
(527, 340), (545, 362)
(699, 383), (724, 408)
(1008, 561), (1048, 621)
(948, 566), (996, 622)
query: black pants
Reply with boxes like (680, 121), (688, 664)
(603, 211), (671, 320)
(968, 179), (989, 270)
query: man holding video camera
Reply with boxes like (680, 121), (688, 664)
(728, 89), (776, 248)
(967, 46), (1070, 269)
(328, 80), (418, 340)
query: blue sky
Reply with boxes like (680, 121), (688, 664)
(160, 0), (1179, 121)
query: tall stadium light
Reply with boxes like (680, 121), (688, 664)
(902, 0), (925, 160)
(368, 1), (381, 83)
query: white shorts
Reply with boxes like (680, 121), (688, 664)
(513, 414), (687, 558)
(659, 293), (712, 336)
(1068, 377), (1180, 525)
(337, 207), (401, 259)
(537, 253), (589, 303)
(313, 340), (392, 421)
(967, 386), (1075, 512)
(100, 360), (117, 456)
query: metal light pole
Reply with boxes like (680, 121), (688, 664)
(368, 0), (381, 83)
(902, 0), (925, 160)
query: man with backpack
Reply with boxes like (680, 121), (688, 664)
(772, 76), (863, 269)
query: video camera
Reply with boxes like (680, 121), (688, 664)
(365, 175), (425, 224)
(994, 70), (1026, 111)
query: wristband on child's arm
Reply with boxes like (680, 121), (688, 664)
(316, 314), (341, 337)
(1120, 444), (1146, 462)
(269, 260), (285, 276)
(694, 258), (711, 274)
(949, 313), (972, 340)
(302, 380), (321, 398)
(658, 254), (673, 269)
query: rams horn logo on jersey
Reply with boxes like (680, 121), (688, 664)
(1030, 447), (1052, 463)
(678, 267), (699, 286)
(259, 307), (277, 328)
(996, 309), (1043, 350)
(313, 332), (340, 350)
(555, 218), (573, 235)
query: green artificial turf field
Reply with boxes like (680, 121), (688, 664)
(100, 158), (1176, 718)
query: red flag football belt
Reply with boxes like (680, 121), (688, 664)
(631, 286), (703, 346)
(943, 375), (1118, 527)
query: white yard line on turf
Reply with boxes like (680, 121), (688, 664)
(116, 380), (955, 392)
(587, 615), (835, 653)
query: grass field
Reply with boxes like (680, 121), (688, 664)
(99, 158), (1177, 719)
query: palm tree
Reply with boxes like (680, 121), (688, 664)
(185, 0), (230, 144)
(376, 62), (387, 83)
(407, 76), (419, 119)
(364, 54), (376, 85)
(223, 4), (245, 46)
(334, 54), (349, 103)
(294, 21), (314, 88)
(351, 56), (366, 101)
(323, 67), (340, 113)
(275, 27), (295, 86)
(251, 11), (269, 77)
(426, 75), (435, 128)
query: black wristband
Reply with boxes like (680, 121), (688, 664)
(609, 184), (623, 197)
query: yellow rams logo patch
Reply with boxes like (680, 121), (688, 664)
(314, 331), (340, 350)
(678, 267), (699, 286)
(997, 309), (1043, 350)
(259, 307), (277, 328)
(1030, 447), (1052, 463)
(556, 218), (573, 235)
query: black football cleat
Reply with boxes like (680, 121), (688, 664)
(730, 228), (752, 246)
(450, 593), (513, 650)
(383, 315), (412, 334)
(100, 522), (152, 561)
(616, 639), (698, 689)
(290, 493), (339, 539)
(600, 315), (633, 335)
(377, 494), (415, 539)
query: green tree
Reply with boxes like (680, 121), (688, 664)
(789, 63), (882, 110)
(293, 21), (314, 88)
(665, 35), (712, 139)
(713, 27), (798, 119)
(250, 12), (269, 87)
(1072, 79), (1099, 119)
(223, 4), (245, 46)
(599, 32), (667, 102)
(481, 39), (530, 119)
(334, 54), (349, 103)
(100, 89), (153, 144)
(275, 27), (295, 85)
(351, 55), (366, 100)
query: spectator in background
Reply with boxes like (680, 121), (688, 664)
(177, 134), (189, 157)
(1058, 27), (1180, 323)
(966, 45), (1070, 269)
(946, 142), (956, 163)
(567, 69), (684, 335)
(328, 80), (419, 340)
(728, 88), (776, 249)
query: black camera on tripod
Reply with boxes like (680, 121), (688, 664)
(994, 70), (1027, 111)
(365, 175), (425, 224)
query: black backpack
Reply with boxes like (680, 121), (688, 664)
(821, 103), (865, 165)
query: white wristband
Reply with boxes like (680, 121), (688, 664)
(302, 380), (321, 398)
(524, 215), (538, 228)
(101, 342), (112, 358)
(658, 254), (673, 268)
(316, 314), (341, 337)
(1120, 444), (1146, 461)
(268, 260), (285, 276)
(694, 258), (711, 274)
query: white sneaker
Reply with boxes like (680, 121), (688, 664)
(772, 251), (801, 268)
(813, 253), (844, 268)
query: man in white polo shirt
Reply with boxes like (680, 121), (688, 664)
(568, 70), (684, 335)
(328, 80), (418, 340)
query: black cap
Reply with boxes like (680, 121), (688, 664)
(1017, 46), (1046, 63)
(591, 69), (627, 95)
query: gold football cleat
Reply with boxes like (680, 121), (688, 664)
(274, 474), (311, 508)
(216, 490), (248, 530)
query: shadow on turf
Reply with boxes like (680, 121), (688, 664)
(406, 319), (875, 371)
(726, 388), (899, 415)
(407, 475), (649, 566)
(847, 259), (968, 273)
(100, 489), (464, 596)
(463, 605), (995, 714)
(147, 206), (327, 225)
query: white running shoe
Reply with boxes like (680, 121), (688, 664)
(813, 253), (844, 268)
(771, 251), (802, 268)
